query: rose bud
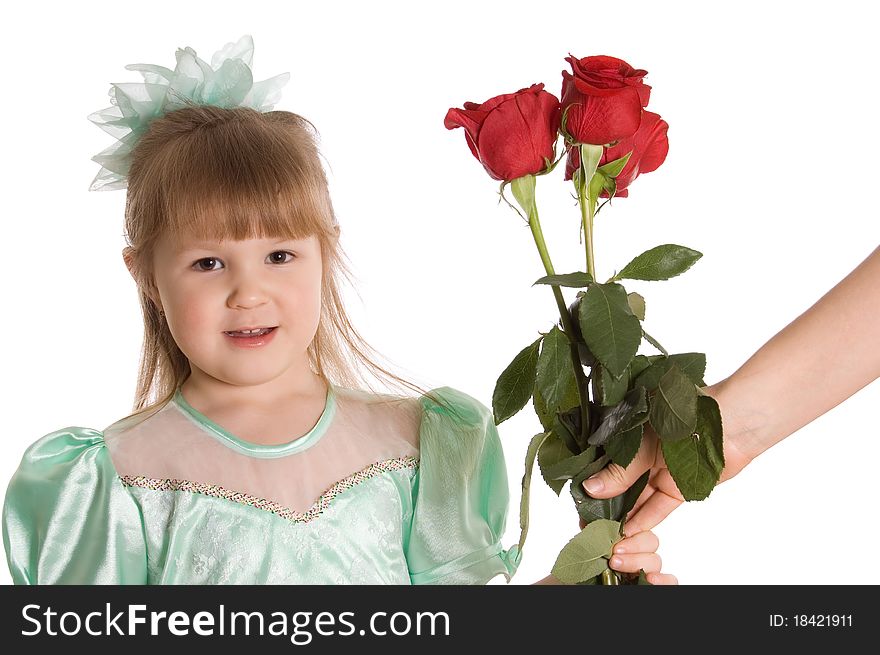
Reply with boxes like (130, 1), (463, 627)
(444, 83), (561, 182)
(560, 54), (651, 146)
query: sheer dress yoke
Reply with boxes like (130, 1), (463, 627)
(2, 384), (521, 584)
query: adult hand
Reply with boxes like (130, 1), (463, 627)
(577, 384), (756, 534)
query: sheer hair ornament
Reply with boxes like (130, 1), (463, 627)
(86, 34), (290, 192)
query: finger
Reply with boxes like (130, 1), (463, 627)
(581, 446), (652, 499)
(628, 483), (657, 518)
(647, 572), (678, 585)
(608, 551), (661, 574)
(625, 490), (682, 535)
(612, 530), (659, 556)
(629, 475), (657, 516)
(624, 472), (684, 533)
(655, 466), (685, 502)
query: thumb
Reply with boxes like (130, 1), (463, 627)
(581, 455), (651, 499)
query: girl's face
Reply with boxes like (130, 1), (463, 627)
(145, 234), (324, 390)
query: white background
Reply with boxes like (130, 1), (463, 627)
(2, 0), (878, 587)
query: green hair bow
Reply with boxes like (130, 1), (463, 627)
(87, 34), (290, 192)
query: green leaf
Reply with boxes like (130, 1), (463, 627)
(597, 150), (632, 178)
(543, 447), (598, 482)
(570, 485), (617, 523)
(532, 385), (553, 432)
(492, 336), (542, 425)
(519, 432), (550, 553)
(670, 352), (707, 386)
(616, 244), (703, 282)
(536, 325), (580, 415)
(538, 433), (573, 495)
(635, 353), (707, 391)
(566, 292), (598, 368)
(649, 363), (698, 441)
(601, 176), (617, 199)
(551, 408), (581, 455)
(588, 169), (607, 198)
(571, 467), (650, 528)
(533, 272), (594, 288)
(551, 519), (623, 584)
(620, 470), (651, 525)
(563, 381), (582, 415)
(588, 386), (649, 447)
(571, 454), (611, 485)
(627, 292), (646, 321)
(629, 355), (653, 380)
(604, 424), (644, 469)
(661, 395), (725, 501)
(580, 282), (642, 378)
(596, 363), (631, 407)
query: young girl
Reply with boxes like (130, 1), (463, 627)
(1, 35), (676, 585)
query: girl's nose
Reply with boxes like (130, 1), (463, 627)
(226, 270), (269, 309)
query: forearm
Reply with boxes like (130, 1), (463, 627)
(711, 245), (880, 461)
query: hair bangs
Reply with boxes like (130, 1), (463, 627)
(156, 112), (328, 245)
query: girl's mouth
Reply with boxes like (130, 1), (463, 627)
(223, 326), (278, 348)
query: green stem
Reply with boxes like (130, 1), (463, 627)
(526, 205), (591, 449)
(577, 167), (597, 282)
(601, 569), (621, 585)
(642, 329), (669, 356)
(576, 169), (602, 404)
(576, 153), (619, 588)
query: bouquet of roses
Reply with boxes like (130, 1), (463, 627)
(444, 54), (725, 585)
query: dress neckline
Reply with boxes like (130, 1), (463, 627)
(171, 382), (337, 459)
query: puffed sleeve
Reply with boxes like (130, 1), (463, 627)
(2, 427), (148, 584)
(405, 386), (522, 584)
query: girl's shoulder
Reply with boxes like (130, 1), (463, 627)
(3, 424), (148, 584)
(336, 384), (495, 450)
(418, 385), (493, 426)
(335, 383), (490, 420)
(416, 385), (498, 455)
(14, 424), (108, 466)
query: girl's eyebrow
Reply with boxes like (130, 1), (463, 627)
(175, 238), (300, 254)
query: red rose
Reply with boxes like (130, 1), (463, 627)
(560, 54), (651, 146)
(564, 110), (669, 198)
(444, 83), (561, 182)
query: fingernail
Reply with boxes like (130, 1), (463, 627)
(582, 475), (603, 494)
(613, 545), (626, 554)
(609, 556), (623, 568)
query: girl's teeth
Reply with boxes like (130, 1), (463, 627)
(229, 328), (271, 336)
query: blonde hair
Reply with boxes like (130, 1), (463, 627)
(120, 102), (452, 420)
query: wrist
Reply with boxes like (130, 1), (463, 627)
(700, 378), (763, 480)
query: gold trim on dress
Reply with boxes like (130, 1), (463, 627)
(118, 455), (419, 524)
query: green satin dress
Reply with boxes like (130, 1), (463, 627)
(2, 384), (521, 584)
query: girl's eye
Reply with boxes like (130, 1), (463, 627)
(193, 257), (221, 272)
(191, 251), (296, 272)
(268, 251), (295, 265)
